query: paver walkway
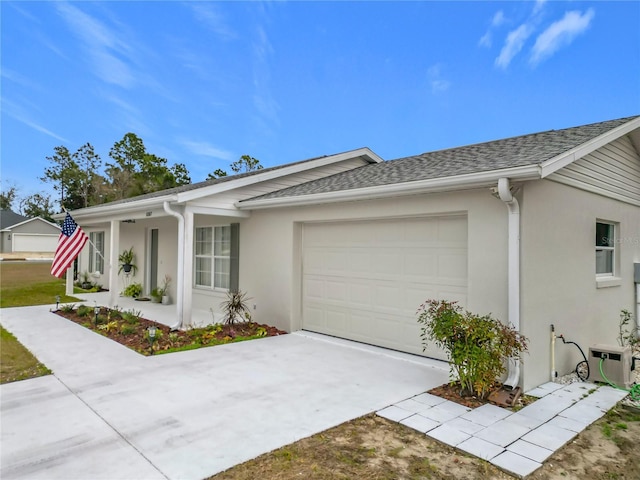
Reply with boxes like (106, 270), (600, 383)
(377, 381), (629, 478)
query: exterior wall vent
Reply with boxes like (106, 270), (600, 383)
(588, 344), (633, 389)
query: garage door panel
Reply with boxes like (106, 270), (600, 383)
(438, 216), (468, 241)
(438, 252), (468, 278)
(302, 216), (467, 360)
(12, 234), (58, 252)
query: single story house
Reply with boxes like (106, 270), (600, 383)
(0, 210), (60, 254)
(62, 116), (640, 391)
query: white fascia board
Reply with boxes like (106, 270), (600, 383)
(187, 204), (251, 218)
(540, 118), (640, 178)
(176, 148), (383, 204)
(53, 194), (178, 222)
(237, 164), (541, 210)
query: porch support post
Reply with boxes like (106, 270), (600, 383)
(183, 209), (194, 327)
(109, 220), (120, 308)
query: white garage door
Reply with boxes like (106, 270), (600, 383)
(302, 216), (467, 360)
(12, 233), (59, 252)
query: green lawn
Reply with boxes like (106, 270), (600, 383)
(0, 325), (51, 384)
(0, 262), (71, 383)
(0, 261), (80, 308)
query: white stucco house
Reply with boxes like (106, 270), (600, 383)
(62, 115), (640, 391)
(0, 210), (60, 254)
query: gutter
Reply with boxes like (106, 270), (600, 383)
(237, 164), (541, 210)
(52, 194), (178, 222)
(163, 201), (184, 330)
(496, 177), (521, 388)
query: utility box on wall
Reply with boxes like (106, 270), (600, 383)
(588, 344), (633, 389)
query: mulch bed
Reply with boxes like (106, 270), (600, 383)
(429, 382), (536, 410)
(55, 306), (287, 356)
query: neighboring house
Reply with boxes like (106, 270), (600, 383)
(0, 210), (60, 254)
(62, 116), (640, 391)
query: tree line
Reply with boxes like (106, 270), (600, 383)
(0, 133), (262, 222)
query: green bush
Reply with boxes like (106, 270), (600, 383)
(123, 283), (142, 298)
(76, 305), (92, 317)
(120, 324), (136, 336)
(121, 309), (141, 324)
(417, 299), (528, 399)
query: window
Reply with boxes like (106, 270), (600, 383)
(89, 231), (105, 274)
(195, 226), (231, 289)
(595, 221), (615, 276)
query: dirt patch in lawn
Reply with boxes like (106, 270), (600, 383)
(210, 405), (640, 480)
(54, 307), (286, 355)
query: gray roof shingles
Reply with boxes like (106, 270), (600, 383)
(0, 210), (29, 230)
(243, 116), (638, 202)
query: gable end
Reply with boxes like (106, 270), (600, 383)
(547, 135), (640, 206)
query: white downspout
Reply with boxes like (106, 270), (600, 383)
(497, 177), (521, 388)
(163, 201), (184, 330)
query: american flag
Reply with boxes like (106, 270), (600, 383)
(51, 213), (89, 278)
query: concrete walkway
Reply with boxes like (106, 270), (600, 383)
(0, 305), (448, 480)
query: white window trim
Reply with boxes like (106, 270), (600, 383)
(194, 225), (231, 291)
(89, 231), (105, 274)
(595, 220), (620, 287)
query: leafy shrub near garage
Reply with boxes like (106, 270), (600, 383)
(417, 299), (528, 399)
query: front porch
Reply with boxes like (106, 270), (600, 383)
(71, 291), (213, 329)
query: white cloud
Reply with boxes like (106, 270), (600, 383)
(492, 10), (506, 27)
(530, 9), (595, 66)
(495, 24), (534, 69)
(533, 0), (548, 16)
(427, 64), (451, 94)
(479, 10), (506, 48)
(2, 98), (68, 143)
(179, 139), (234, 161)
(189, 3), (236, 40)
(55, 2), (135, 88)
(251, 24), (280, 135)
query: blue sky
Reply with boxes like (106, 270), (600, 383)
(2, 1), (639, 204)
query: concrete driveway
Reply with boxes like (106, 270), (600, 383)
(1, 305), (448, 480)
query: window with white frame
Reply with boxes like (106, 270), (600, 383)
(89, 231), (105, 274)
(595, 221), (616, 276)
(195, 226), (231, 289)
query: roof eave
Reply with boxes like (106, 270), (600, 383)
(52, 194), (178, 221)
(175, 147), (383, 203)
(540, 117), (640, 178)
(237, 165), (541, 210)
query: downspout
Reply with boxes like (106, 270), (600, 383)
(163, 201), (184, 330)
(497, 177), (521, 388)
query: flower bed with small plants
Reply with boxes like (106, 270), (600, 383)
(55, 304), (286, 356)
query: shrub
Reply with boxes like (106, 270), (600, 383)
(76, 305), (92, 317)
(417, 299), (528, 399)
(618, 309), (639, 349)
(120, 324), (136, 336)
(121, 309), (141, 324)
(219, 290), (252, 325)
(123, 283), (143, 298)
(60, 304), (76, 313)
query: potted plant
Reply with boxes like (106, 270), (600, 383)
(118, 247), (138, 275)
(150, 287), (162, 303)
(160, 275), (171, 305)
(123, 282), (143, 298)
(79, 271), (93, 290)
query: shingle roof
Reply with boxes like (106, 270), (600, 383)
(0, 209), (29, 230)
(243, 116), (638, 202)
(75, 151), (356, 210)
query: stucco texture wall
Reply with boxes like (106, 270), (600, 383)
(520, 179), (640, 391)
(240, 188), (510, 337)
